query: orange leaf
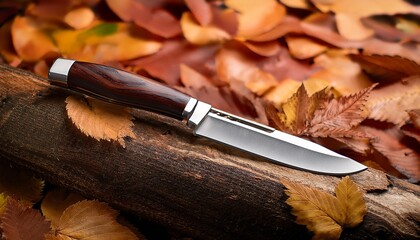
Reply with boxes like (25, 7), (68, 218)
(11, 16), (58, 62)
(65, 96), (136, 147)
(45, 200), (138, 240)
(63, 6), (95, 29)
(0, 198), (50, 240)
(335, 13), (374, 41)
(225, 0), (286, 38)
(367, 76), (420, 125)
(185, 0), (212, 26)
(181, 12), (231, 45)
(285, 36), (328, 59)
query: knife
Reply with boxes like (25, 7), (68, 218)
(48, 58), (367, 175)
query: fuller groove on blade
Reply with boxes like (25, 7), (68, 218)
(192, 109), (366, 175)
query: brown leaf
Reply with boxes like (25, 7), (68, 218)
(401, 124), (420, 143)
(0, 198), (50, 240)
(362, 126), (420, 183)
(65, 95), (136, 147)
(185, 0), (212, 26)
(367, 76), (420, 125)
(407, 109), (420, 129)
(225, 0), (286, 38)
(105, 0), (181, 38)
(46, 200), (138, 240)
(335, 13), (374, 41)
(278, 85), (311, 134)
(0, 193), (7, 216)
(286, 36), (328, 59)
(0, 162), (44, 205)
(350, 54), (420, 84)
(308, 84), (376, 137)
(282, 177), (367, 239)
(41, 189), (84, 228)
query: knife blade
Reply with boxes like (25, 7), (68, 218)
(48, 58), (367, 175)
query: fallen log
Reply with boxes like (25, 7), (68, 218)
(0, 64), (419, 240)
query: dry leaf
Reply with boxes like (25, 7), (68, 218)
(0, 161), (44, 205)
(185, 0), (212, 26)
(335, 13), (374, 41)
(11, 16), (58, 62)
(239, 40), (281, 57)
(0, 198), (50, 240)
(41, 189), (85, 228)
(53, 22), (162, 62)
(225, 0), (286, 38)
(65, 95), (136, 147)
(63, 6), (95, 29)
(401, 124), (420, 143)
(408, 109), (420, 129)
(46, 200), (138, 240)
(282, 177), (367, 239)
(286, 36), (328, 59)
(280, 0), (311, 9)
(181, 12), (231, 45)
(367, 76), (420, 125)
(307, 84), (376, 137)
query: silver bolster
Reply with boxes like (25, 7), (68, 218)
(187, 101), (212, 128)
(48, 58), (76, 87)
(182, 98), (198, 119)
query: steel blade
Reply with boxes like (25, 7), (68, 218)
(192, 108), (367, 175)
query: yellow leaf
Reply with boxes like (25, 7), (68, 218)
(11, 16), (58, 62)
(181, 12), (231, 45)
(41, 188), (85, 228)
(335, 13), (374, 41)
(286, 36), (328, 59)
(282, 180), (344, 240)
(225, 0), (286, 38)
(282, 177), (367, 239)
(0, 193), (7, 215)
(53, 22), (162, 62)
(0, 162), (44, 205)
(335, 176), (367, 228)
(65, 95), (136, 147)
(46, 200), (138, 240)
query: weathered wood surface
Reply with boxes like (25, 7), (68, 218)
(0, 64), (419, 240)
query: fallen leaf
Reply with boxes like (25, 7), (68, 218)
(0, 162), (44, 205)
(185, 0), (212, 26)
(65, 95), (136, 147)
(307, 84), (376, 137)
(335, 13), (374, 41)
(0, 198), (50, 240)
(280, 0), (311, 9)
(105, 0), (181, 38)
(367, 76), (420, 125)
(53, 22), (162, 62)
(41, 189), (85, 228)
(45, 200), (138, 240)
(0, 22), (21, 66)
(335, 176), (367, 228)
(63, 6), (95, 29)
(362, 126), (420, 183)
(181, 12), (231, 45)
(11, 16), (58, 62)
(225, 0), (286, 38)
(401, 124), (420, 143)
(282, 177), (367, 239)
(350, 54), (420, 84)
(286, 36), (328, 59)
(239, 40), (281, 57)
(408, 109), (420, 129)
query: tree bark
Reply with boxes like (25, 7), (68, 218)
(0, 64), (419, 240)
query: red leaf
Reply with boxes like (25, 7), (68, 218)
(185, 0), (212, 26)
(0, 198), (50, 240)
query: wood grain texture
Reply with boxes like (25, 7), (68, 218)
(0, 64), (419, 240)
(68, 62), (191, 119)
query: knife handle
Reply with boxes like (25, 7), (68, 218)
(49, 58), (195, 119)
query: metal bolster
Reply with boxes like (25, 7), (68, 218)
(187, 101), (212, 129)
(48, 58), (76, 87)
(182, 98), (198, 119)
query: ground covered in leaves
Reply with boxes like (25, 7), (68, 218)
(0, 0), (419, 239)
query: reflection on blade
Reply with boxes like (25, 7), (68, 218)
(193, 108), (367, 175)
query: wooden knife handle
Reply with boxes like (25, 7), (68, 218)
(48, 58), (193, 119)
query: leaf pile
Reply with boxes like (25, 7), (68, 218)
(0, 1), (419, 179)
(282, 177), (367, 240)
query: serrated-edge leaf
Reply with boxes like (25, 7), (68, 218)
(335, 176), (367, 228)
(282, 180), (344, 240)
(0, 198), (50, 240)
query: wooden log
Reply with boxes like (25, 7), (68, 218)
(0, 64), (419, 240)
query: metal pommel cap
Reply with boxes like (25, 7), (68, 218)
(48, 58), (76, 87)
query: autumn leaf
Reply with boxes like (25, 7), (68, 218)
(41, 188), (85, 228)
(0, 161), (44, 205)
(45, 200), (138, 240)
(285, 36), (328, 60)
(63, 6), (95, 29)
(408, 109), (420, 129)
(282, 177), (367, 239)
(367, 76), (420, 126)
(65, 95), (136, 147)
(0, 198), (51, 240)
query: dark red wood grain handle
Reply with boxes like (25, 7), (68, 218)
(48, 58), (192, 119)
